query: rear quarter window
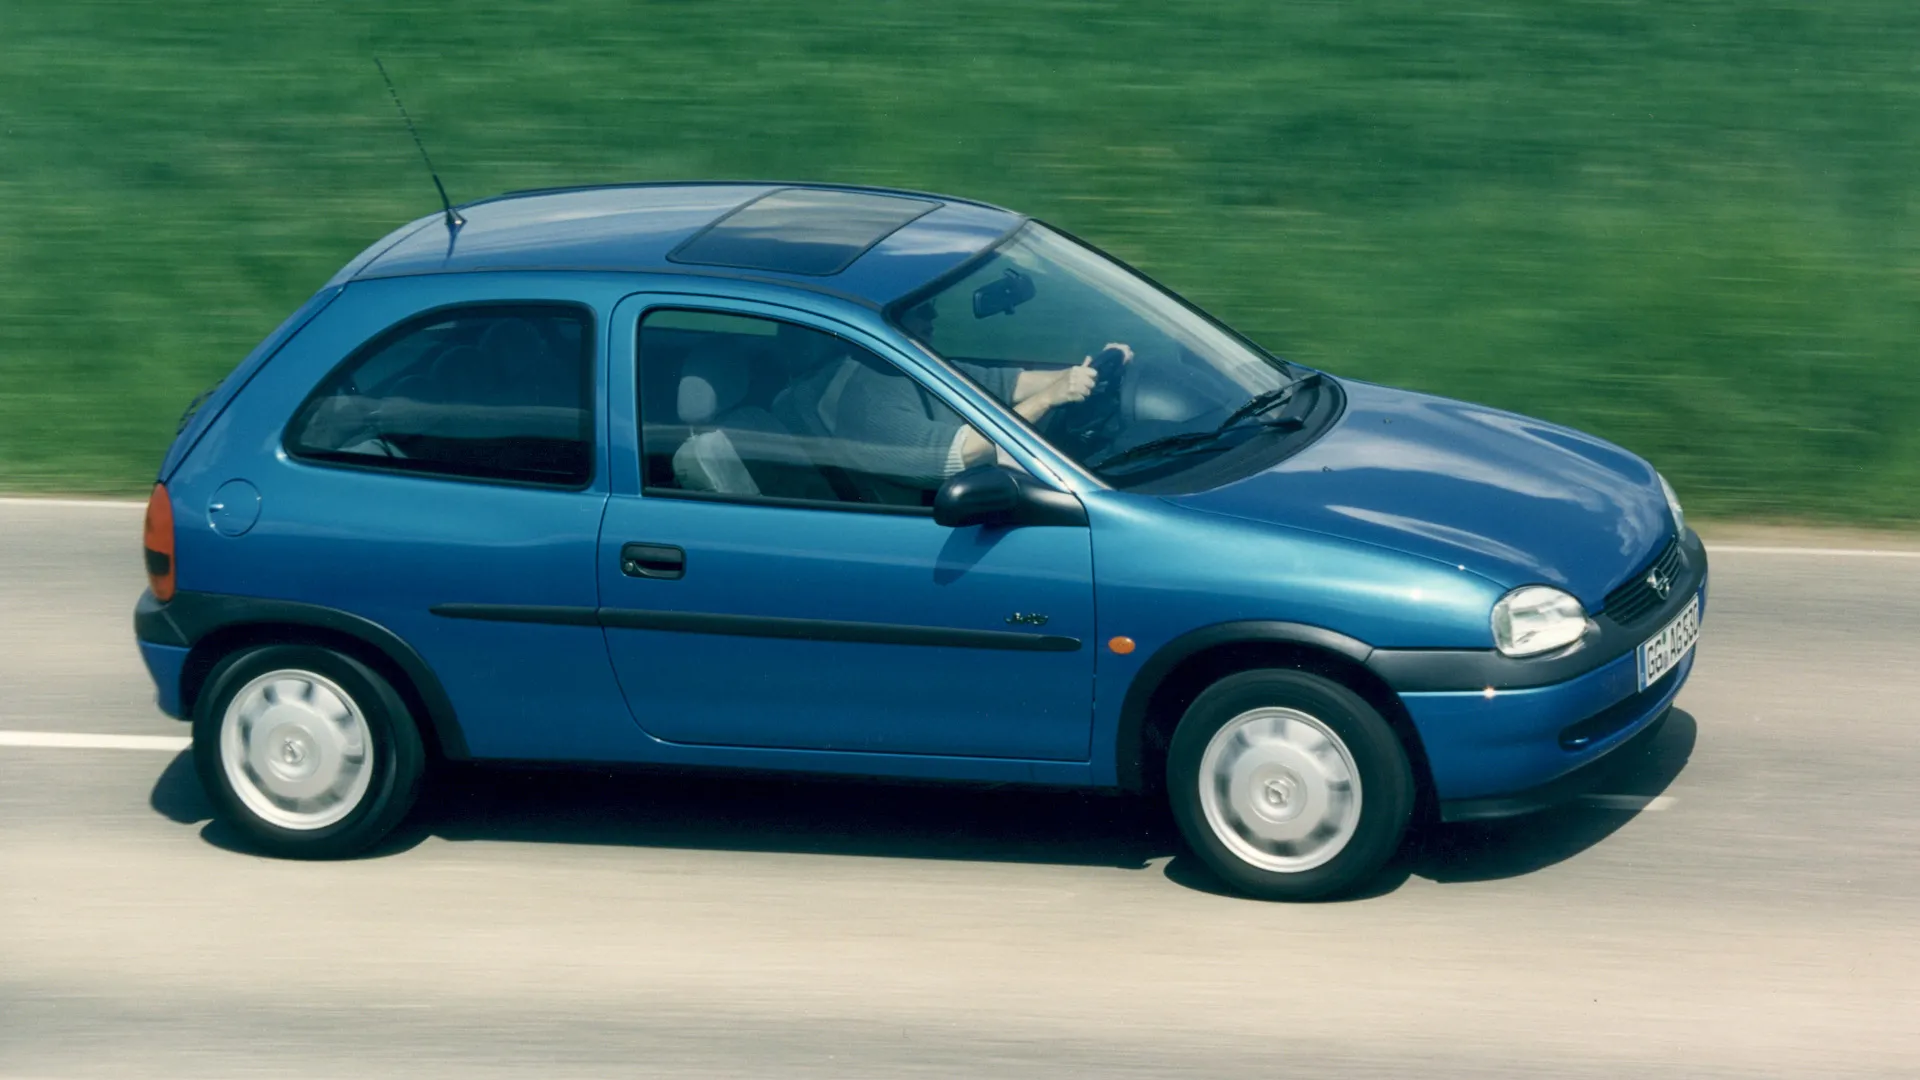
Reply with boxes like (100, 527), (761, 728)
(285, 303), (595, 487)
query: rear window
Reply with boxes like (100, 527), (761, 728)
(286, 304), (594, 487)
(668, 188), (938, 276)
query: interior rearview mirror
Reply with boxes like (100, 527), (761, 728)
(971, 268), (1035, 318)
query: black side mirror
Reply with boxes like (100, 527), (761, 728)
(971, 268), (1035, 318)
(934, 465), (1087, 529)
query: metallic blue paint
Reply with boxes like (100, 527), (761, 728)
(599, 494), (1097, 758)
(601, 291), (1094, 760)
(1404, 637), (1696, 803)
(134, 190), (1704, 815)
(1174, 380), (1673, 608)
(158, 286), (340, 483)
(364, 186), (770, 282)
(345, 183), (1023, 310)
(167, 274), (635, 762)
(138, 641), (190, 719)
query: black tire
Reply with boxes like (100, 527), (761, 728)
(1166, 669), (1414, 901)
(193, 644), (425, 859)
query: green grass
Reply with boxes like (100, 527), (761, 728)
(3, 1), (1918, 520)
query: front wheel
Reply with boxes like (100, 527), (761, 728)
(193, 644), (425, 858)
(1167, 669), (1414, 901)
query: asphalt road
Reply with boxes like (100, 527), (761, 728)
(3, 500), (1917, 1078)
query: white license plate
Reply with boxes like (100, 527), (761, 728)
(1637, 593), (1701, 690)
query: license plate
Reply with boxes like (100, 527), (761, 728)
(1637, 593), (1701, 690)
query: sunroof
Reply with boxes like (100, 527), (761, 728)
(668, 188), (940, 276)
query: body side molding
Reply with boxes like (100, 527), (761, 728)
(433, 603), (1083, 653)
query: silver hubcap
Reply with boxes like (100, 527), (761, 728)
(1198, 707), (1363, 874)
(220, 669), (373, 831)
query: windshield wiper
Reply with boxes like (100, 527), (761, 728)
(1086, 373), (1320, 474)
(1216, 371), (1322, 432)
(1087, 429), (1237, 472)
(1088, 414), (1305, 473)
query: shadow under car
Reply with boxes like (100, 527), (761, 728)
(150, 708), (1697, 899)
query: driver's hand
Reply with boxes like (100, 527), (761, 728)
(1085, 342), (1135, 367)
(1047, 361), (1100, 406)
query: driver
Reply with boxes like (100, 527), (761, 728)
(829, 301), (1130, 493)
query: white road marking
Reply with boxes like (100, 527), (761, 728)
(1580, 793), (1675, 811)
(0, 731), (190, 751)
(0, 496), (145, 509)
(1707, 544), (1920, 559)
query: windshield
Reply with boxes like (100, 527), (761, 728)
(891, 223), (1313, 487)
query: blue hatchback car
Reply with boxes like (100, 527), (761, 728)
(134, 183), (1705, 900)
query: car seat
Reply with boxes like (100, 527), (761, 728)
(672, 353), (759, 495)
(769, 349), (873, 503)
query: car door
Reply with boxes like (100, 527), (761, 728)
(598, 293), (1097, 760)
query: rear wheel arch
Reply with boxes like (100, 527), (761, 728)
(176, 605), (466, 761)
(1114, 622), (1433, 809)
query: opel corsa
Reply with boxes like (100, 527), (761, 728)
(134, 183), (1705, 900)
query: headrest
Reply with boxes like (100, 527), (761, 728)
(425, 345), (485, 400)
(773, 321), (845, 375)
(677, 353), (751, 424)
(478, 318), (549, 369)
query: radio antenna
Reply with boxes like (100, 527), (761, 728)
(374, 58), (464, 231)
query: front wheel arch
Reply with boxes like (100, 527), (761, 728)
(1114, 625), (1435, 816)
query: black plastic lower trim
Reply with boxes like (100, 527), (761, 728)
(1112, 619), (1377, 792)
(430, 603), (1082, 652)
(429, 604), (601, 627)
(135, 590), (189, 647)
(135, 590), (471, 760)
(1559, 667), (1678, 750)
(1438, 707), (1671, 823)
(598, 608), (1081, 652)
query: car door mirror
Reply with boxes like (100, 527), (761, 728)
(934, 465), (1087, 529)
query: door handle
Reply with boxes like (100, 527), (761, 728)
(621, 543), (685, 580)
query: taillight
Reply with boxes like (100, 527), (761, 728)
(144, 483), (176, 602)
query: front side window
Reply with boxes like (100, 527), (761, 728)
(638, 309), (1008, 511)
(288, 305), (594, 487)
(893, 223), (1329, 490)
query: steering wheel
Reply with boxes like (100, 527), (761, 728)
(1047, 346), (1130, 455)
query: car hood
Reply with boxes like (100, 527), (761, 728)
(1171, 379), (1673, 606)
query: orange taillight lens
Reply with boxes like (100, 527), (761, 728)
(143, 483), (176, 602)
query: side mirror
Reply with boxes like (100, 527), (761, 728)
(934, 465), (1087, 529)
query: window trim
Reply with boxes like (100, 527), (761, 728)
(283, 300), (600, 492)
(635, 304), (987, 517)
(639, 487), (935, 518)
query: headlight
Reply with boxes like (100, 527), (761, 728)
(1659, 473), (1685, 534)
(1492, 586), (1587, 657)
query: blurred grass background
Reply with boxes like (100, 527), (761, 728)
(2, 1), (1917, 520)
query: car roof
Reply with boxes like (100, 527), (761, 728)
(336, 182), (1025, 308)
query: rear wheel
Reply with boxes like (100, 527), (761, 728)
(1167, 669), (1414, 901)
(193, 644), (424, 858)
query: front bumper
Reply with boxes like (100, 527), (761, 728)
(1401, 636), (1694, 810)
(1439, 704), (1673, 823)
(1377, 528), (1707, 817)
(1422, 646), (1691, 820)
